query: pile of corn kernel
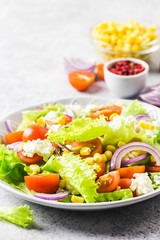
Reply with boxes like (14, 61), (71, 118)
(92, 19), (158, 53)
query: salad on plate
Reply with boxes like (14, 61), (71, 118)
(1, 99), (160, 204)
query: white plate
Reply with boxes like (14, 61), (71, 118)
(0, 96), (160, 211)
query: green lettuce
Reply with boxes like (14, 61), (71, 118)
(121, 100), (147, 117)
(43, 103), (65, 117)
(42, 153), (99, 203)
(0, 145), (29, 193)
(149, 172), (160, 189)
(17, 110), (48, 131)
(0, 205), (34, 228)
(102, 117), (155, 147)
(96, 189), (133, 202)
(47, 116), (107, 144)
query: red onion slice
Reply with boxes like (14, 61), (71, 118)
(34, 191), (69, 200)
(7, 141), (22, 151)
(110, 142), (160, 170)
(5, 120), (13, 133)
(134, 113), (151, 122)
(64, 58), (95, 74)
(121, 153), (148, 166)
(139, 85), (160, 106)
(64, 105), (75, 118)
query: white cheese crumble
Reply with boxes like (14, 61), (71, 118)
(22, 139), (54, 160)
(50, 124), (62, 132)
(130, 172), (154, 196)
(84, 104), (99, 113)
(153, 175), (160, 185)
(69, 104), (83, 112)
(43, 111), (58, 123)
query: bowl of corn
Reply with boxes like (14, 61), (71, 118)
(91, 19), (160, 71)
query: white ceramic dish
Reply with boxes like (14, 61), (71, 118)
(0, 96), (160, 211)
(104, 58), (149, 98)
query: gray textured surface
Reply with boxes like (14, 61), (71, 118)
(0, 0), (160, 239)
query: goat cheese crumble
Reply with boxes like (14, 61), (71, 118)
(22, 139), (54, 160)
(130, 172), (154, 196)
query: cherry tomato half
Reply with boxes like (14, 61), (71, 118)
(91, 105), (122, 119)
(97, 170), (120, 193)
(5, 131), (24, 144)
(17, 149), (43, 164)
(71, 138), (102, 158)
(118, 178), (132, 189)
(118, 166), (145, 179)
(146, 165), (160, 172)
(22, 124), (48, 142)
(68, 71), (95, 91)
(96, 63), (105, 80)
(24, 174), (60, 193)
(94, 162), (106, 179)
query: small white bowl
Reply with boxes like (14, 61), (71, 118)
(104, 58), (149, 98)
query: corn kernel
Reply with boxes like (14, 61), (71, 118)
(63, 150), (70, 155)
(93, 153), (103, 162)
(85, 157), (95, 165)
(138, 121), (155, 130)
(104, 150), (112, 160)
(65, 139), (74, 145)
(102, 154), (108, 162)
(36, 118), (46, 127)
(59, 180), (66, 189)
(57, 118), (65, 125)
(106, 145), (116, 153)
(117, 141), (125, 148)
(71, 195), (85, 203)
(131, 151), (139, 157)
(109, 113), (118, 121)
(29, 164), (40, 173)
(80, 147), (91, 156)
(151, 155), (156, 163)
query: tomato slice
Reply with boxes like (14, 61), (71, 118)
(71, 138), (102, 157)
(91, 105), (122, 119)
(68, 71), (95, 91)
(146, 165), (160, 172)
(63, 115), (72, 124)
(96, 63), (104, 80)
(119, 178), (132, 189)
(97, 170), (120, 193)
(95, 162), (106, 179)
(119, 166), (145, 179)
(24, 174), (59, 193)
(5, 131), (24, 144)
(22, 124), (48, 142)
(17, 149), (43, 164)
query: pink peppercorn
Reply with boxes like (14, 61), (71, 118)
(108, 60), (145, 76)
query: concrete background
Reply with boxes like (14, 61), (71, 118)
(0, 0), (160, 239)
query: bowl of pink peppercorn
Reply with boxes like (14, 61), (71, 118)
(104, 58), (149, 98)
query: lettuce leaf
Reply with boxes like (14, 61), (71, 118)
(42, 153), (99, 203)
(149, 172), (160, 189)
(0, 205), (34, 228)
(17, 110), (48, 131)
(102, 116), (155, 147)
(47, 116), (107, 144)
(121, 100), (147, 117)
(0, 145), (29, 193)
(43, 103), (65, 117)
(96, 189), (133, 202)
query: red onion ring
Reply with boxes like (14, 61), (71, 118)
(5, 120), (13, 133)
(34, 191), (69, 200)
(7, 141), (22, 151)
(134, 113), (151, 122)
(121, 153), (148, 166)
(64, 58), (95, 74)
(110, 142), (160, 170)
